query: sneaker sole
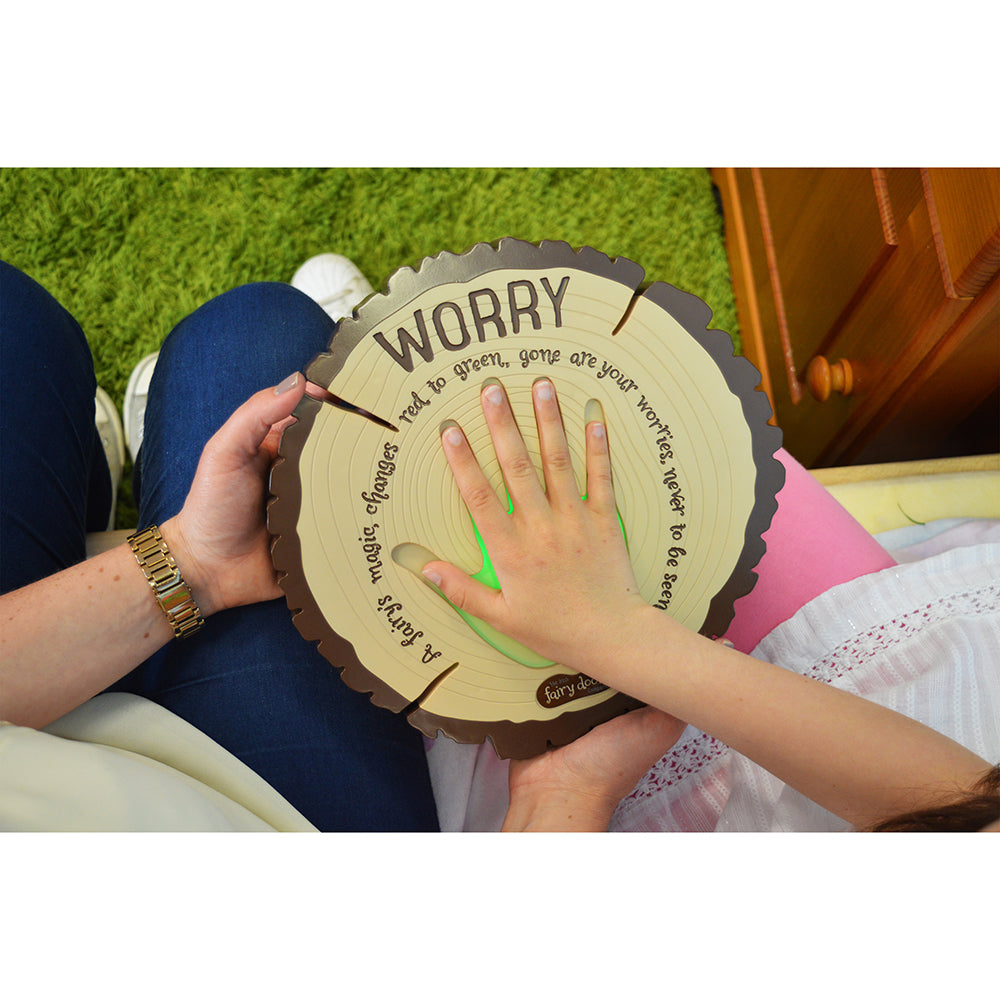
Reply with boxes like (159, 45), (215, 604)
(124, 352), (159, 461)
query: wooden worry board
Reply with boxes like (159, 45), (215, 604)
(268, 239), (784, 758)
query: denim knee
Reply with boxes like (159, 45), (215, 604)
(156, 281), (335, 380)
(0, 261), (107, 588)
(135, 281), (335, 525)
(0, 260), (96, 391)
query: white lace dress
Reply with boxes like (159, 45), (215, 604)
(424, 520), (1000, 832)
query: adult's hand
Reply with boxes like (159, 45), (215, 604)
(164, 372), (307, 617)
(503, 706), (687, 831)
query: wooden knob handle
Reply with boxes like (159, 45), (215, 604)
(806, 356), (854, 402)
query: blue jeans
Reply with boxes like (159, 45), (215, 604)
(0, 262), (114, 586)
(0, 261), (439, 831)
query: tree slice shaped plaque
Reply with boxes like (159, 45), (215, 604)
(268, 239), (784, 759)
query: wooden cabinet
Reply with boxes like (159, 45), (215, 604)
(713, 167), (1000, 467)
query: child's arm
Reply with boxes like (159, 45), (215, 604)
(419, 378), (993, 830)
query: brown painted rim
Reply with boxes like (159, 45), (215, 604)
(268, 240), (783, 758)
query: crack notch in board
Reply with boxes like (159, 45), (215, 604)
(403, 661), (462, 717)
(304, 380), (399, 433)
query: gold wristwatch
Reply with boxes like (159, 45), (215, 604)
(128, 525), (205, 639)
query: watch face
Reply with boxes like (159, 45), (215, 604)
(268, 239), (784, 758)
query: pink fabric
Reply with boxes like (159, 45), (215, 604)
(723, 449), (897, 654)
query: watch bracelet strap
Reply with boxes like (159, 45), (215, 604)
(127, 525), (205, 639)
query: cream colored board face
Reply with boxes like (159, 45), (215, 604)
(291, 258), (757, 727)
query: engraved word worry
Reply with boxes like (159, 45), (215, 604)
(372, 276), (570, 372)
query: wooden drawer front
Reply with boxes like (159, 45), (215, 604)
(808, 193), (968, 465)
(715, 166), (1000, 467)
(755, 167), (894, 401)
(924, 168), (1000, 296)
(852, 270), (1000, 463)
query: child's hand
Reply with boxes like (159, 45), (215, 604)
(414, 378), (651, 675)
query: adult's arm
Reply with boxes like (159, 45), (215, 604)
(0, 374), (306, 729)
(418, 378), (993, 831)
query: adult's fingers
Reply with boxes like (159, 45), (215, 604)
(208, 372), (307, 465)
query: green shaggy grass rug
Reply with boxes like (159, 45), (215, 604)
(0, 167), (737, 526)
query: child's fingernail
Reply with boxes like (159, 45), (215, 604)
(534, 379), (554, 401)
(590, 422), (606, 439)
(483, 384), (504, 406)
(442, 426), (463, 447)
(422, 568), (443, 587)
(275, 372), (300, 395)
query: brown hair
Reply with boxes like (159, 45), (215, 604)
(867, 764), (1000, 832)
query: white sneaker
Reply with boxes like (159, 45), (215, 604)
(94, 387), (125, 530)
(291, 253), (374, 321)
(124, 352), (158, 463)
